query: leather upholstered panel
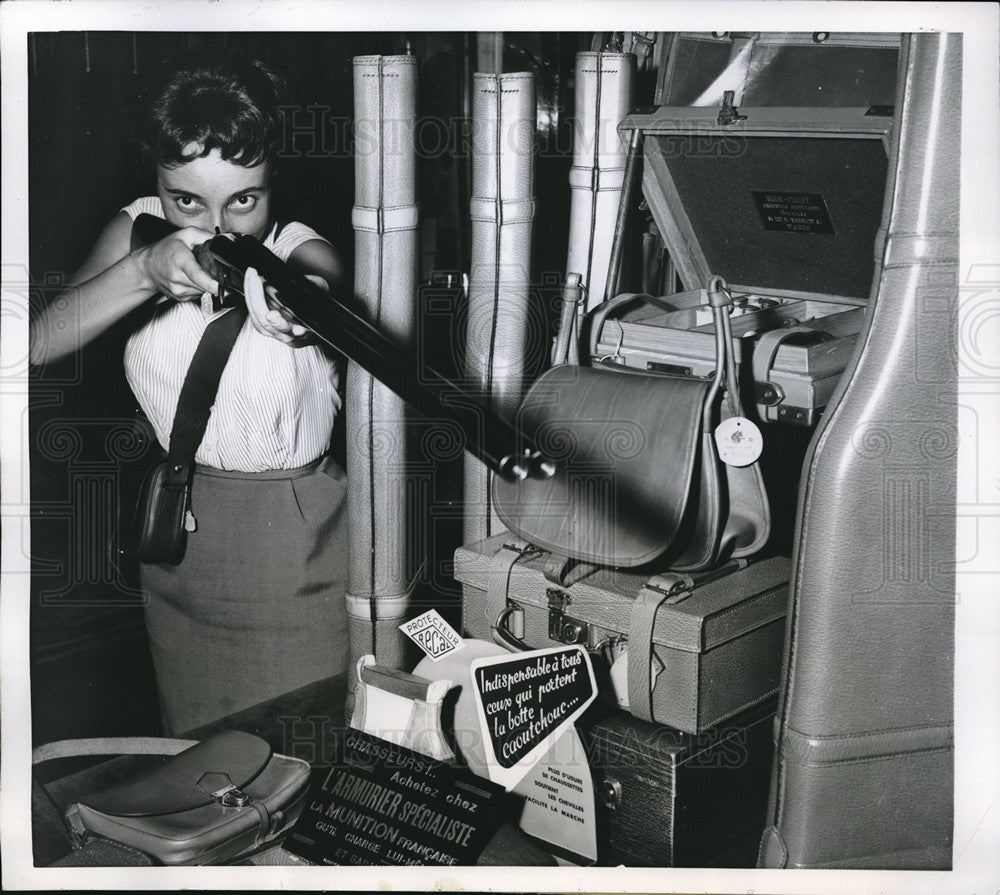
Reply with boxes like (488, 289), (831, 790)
(759, 33), (960, 869)
(464, 72), (536, 544)
(566, 52), (634, 311)
(346, 56), (419, 671)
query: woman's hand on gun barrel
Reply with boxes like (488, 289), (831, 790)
(244, 266), (324, 346)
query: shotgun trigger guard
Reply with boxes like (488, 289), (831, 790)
(194, 237), (247, 312)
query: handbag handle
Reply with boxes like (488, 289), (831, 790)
(585, 291), (679, 360)
(705, 275), (742, 421)
(552, 273), (583, 366)
(586, 278), (741, 421)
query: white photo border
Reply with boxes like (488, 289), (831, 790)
(3, 1), (998, 892)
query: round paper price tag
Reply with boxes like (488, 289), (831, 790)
(714, 416), (764, 467)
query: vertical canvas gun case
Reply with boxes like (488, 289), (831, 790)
(592, 103), (891, 427)
(456, 535), (789, 734)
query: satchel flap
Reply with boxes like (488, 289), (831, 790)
(78, 731), (273, 817)
(493, 364), (711, 567)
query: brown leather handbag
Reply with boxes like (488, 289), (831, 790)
(492, 277), (770, 571)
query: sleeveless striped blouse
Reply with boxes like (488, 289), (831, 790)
(122, 197), (341, 472)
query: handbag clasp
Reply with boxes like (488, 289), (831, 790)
(219, 788), (252, 808)
(197, 772), (252, 808)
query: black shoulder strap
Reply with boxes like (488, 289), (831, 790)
(166, 305), (248, 486)
(127, 212), (249, 481)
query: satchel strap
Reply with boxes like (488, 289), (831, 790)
(166, 305), (248, 486)
(129, 216), (250, 486)
(706, 276), (741, 419)
(626, 572), (694, 721)
(33, 737), (198, 765)
(752, 325), (833, 412)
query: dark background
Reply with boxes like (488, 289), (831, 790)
(27, 31), (609, 745)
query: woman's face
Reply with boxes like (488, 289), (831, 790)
(156, 146), (273, 240)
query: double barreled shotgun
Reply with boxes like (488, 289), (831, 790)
(131, 214), (554, 482)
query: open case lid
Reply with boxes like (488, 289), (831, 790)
(621, 104), (893, 306)
(655, 32), (901, 109)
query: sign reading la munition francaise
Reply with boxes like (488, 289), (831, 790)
(284, 730), (510, 866)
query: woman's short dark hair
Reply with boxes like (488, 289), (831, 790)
(137, 48), (289, 169)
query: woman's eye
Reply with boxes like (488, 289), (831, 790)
(230, 195), (258, 212)
(176, 197), (199, 211)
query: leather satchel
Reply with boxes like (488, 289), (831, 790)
(492, 277), (770, 571)
(131, 458), (189, 564)
(126, 296), (248, 565)
(37, 731), (311, 866)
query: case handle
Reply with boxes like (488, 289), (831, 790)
(752, 325), (835, 419)
(492, 605), (530, 652)
(585, 291), (679, 359)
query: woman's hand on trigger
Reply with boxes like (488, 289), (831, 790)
(138, 227), (219, 301)
(244, 267), (318, 346)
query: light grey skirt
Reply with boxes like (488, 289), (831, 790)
(141, 456), (349, 735)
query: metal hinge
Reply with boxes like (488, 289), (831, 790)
(718, 90), (748, 126)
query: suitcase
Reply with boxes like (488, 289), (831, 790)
(456, 535), (789, 734)
(579, 698), (777, 867)
(592, 102), (892, 426)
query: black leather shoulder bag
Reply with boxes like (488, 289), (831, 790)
(129, 302), (248, 565)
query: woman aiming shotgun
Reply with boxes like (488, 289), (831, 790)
(31, 48), (350, 735)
